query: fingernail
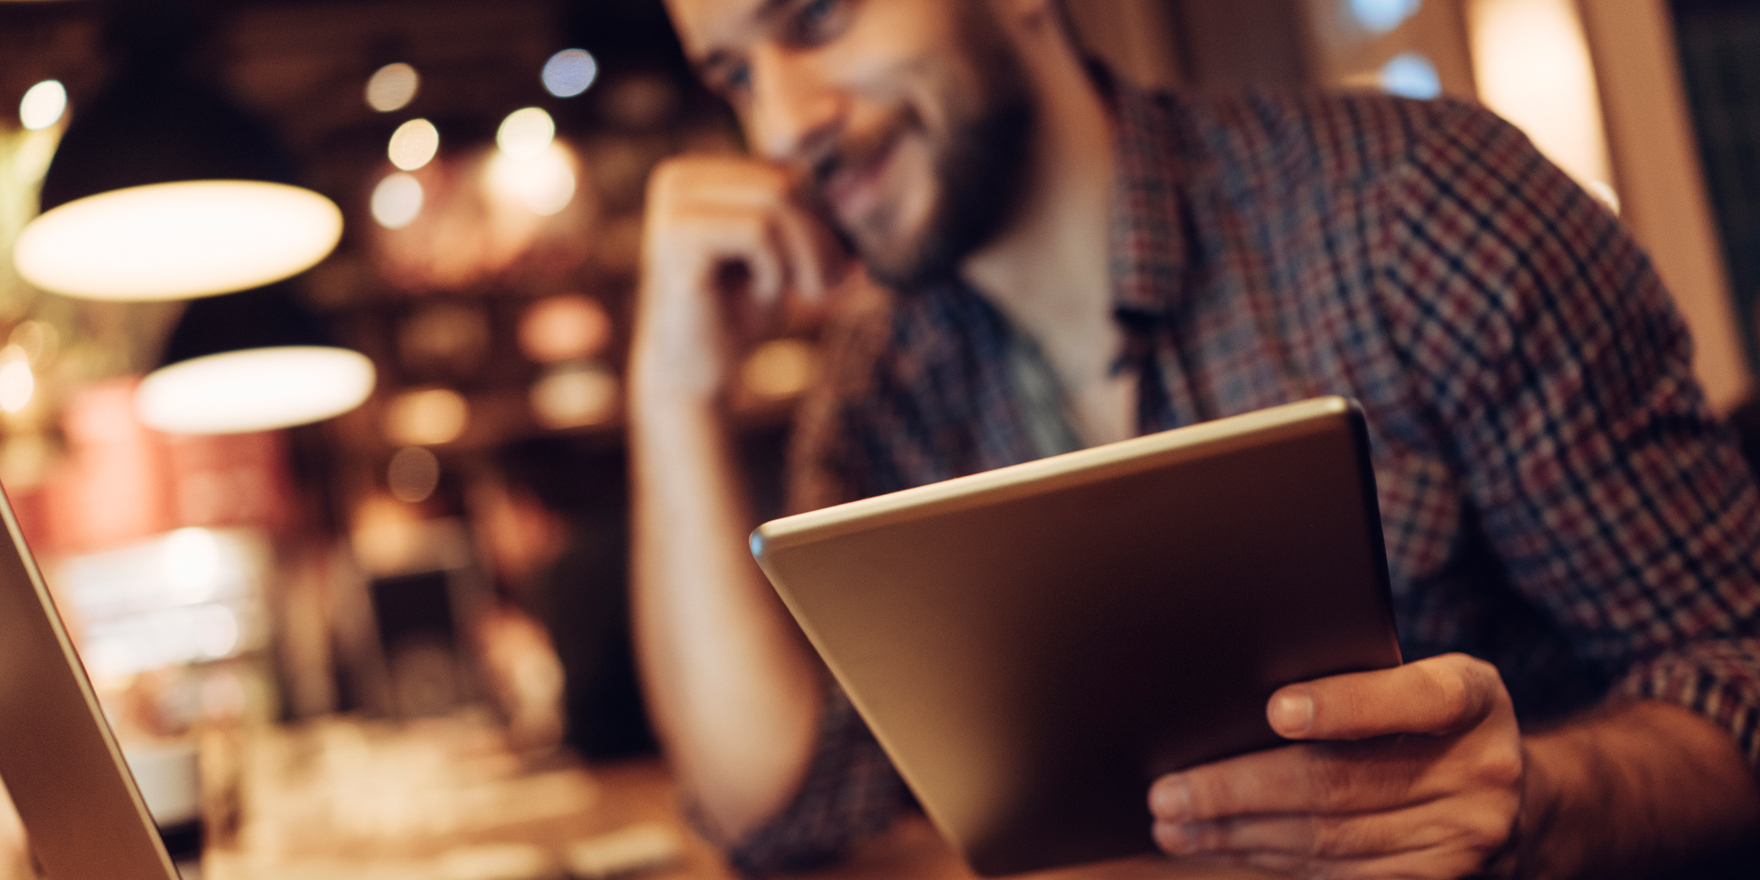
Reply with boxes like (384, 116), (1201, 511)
(1149, 777), (1191, 820)
(1152, 821), (1193, 854)
(1269, 689), (1314, 736)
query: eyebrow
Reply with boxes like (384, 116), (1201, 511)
(690, 0), (800, 78)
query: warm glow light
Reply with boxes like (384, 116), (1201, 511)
(163, 528), (223, 604)
(388, 118), (440, 171)
(192, 604), (241, 659)
(1584, 179), (1621, 215)
(365, 63), (420, 113)
(14, 181), (343, 301)
(741, 338), (818, 400)
(486, 143), (575, 216)
(496, 107), (555, 158)
(542, 49), (598, 98)
(372, 172), (424, 229)
(1468, 0), (1611, 190)
(136, 346), (376, 435)
(518, 294), (612, 363)
(0, 346), (33, 414)
(19, 79), (67, 130)
(384, 387), (469, 446)
(530, 363), (618, 429)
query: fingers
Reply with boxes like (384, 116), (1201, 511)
(1153, 790), (1514, 861)
(1270, 654), (1509, 741)
(674, 204), (788, 306)
(1150, 739), (1436, 820)
(637, 156), (847, 398)
(648, 157), (845, 307)
(1166, 849), (1495, 880)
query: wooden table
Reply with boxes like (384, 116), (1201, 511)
(198, 714), (1262, 880)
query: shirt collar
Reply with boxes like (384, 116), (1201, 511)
(1102, 67), (1191, 320)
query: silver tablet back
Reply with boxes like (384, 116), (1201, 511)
(752, 397), (1402, 876)
(0, 488), (181, 880)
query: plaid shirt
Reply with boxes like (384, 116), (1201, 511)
(716, 78), (1760, 875)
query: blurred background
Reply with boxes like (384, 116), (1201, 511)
(0, 0), (1754, 877)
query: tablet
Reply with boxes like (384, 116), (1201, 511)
(751, 396), (1402, 876)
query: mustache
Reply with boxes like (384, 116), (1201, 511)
(799, 109), (914, 211)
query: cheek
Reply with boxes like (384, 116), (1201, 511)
(887, 131), (940, 233)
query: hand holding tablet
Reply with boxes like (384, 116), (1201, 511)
(753, 397), (1405, 875)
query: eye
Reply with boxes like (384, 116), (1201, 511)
(788, 0), (851, 46)
(724, 62), (753, 95)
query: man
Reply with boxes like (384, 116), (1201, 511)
(628, 0), (1760, 877)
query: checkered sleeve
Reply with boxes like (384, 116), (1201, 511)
(1374, 99), (1760, 763)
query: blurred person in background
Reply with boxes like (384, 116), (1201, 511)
(474, 439), (655, 760)
(629, 0), (1760, 877)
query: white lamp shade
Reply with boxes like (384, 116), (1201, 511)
(136, 346), (375, 435)
(14, 180), (343, 301)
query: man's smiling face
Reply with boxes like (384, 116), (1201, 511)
(664, 0), (1036, 289)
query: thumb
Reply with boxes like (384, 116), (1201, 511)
(1268, 654), (1507, 741)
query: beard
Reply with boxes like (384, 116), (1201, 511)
(806, 6), (1037, 291)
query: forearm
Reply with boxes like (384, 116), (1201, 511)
(629, 388), (825, 841)
(1513, 700), (1760, 879)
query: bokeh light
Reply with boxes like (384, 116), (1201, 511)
(365, 62), (421, 113)
(518, 294), (612, 364)
(740, 339), (818, 400)
(529, 363), (619, 429)
(542, 49), (599, 98)
(0, 346), (33, 414)
(1379, 52), (1442, 100)
(388, 118), (440, 171)
(388, 446), (442, 504)
(384, 387), (469, 446)
(1584, 179), (1621, 215)
(372, 172), (424, 229)
(1350, 0), (1420, 32)
(19, 80), (67, 130)
(486, 143), (575, 216)
(496, 107), (555, 158)
(163, 528), (223, 604)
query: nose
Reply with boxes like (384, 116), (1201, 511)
(746, 44), (844, 164)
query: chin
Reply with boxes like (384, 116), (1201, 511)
(853, 197), (954, 290)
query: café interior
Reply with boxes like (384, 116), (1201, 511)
(0, 0), (1755, 878)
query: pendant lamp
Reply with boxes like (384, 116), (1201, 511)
(12, 9), (342, 302)
(136, 285), (375, 436)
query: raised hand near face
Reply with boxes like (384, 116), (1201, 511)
(633, 155), (850, 403)
(1149, 654), (1524, 880)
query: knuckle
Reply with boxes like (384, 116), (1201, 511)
(1461, 804), (1514, 852)
(1419, 660), (1474, 724)
(1308, 749), (1357, 811)
(1306, 814), (1341, 858)
(1472, 740), (1524, 791)
(1191, 819), (1228, 851)
(1183, 772), (1226, 820)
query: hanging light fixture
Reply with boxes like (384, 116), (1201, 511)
(12, 10), (342, 302)
(136, 285), (375, 435)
